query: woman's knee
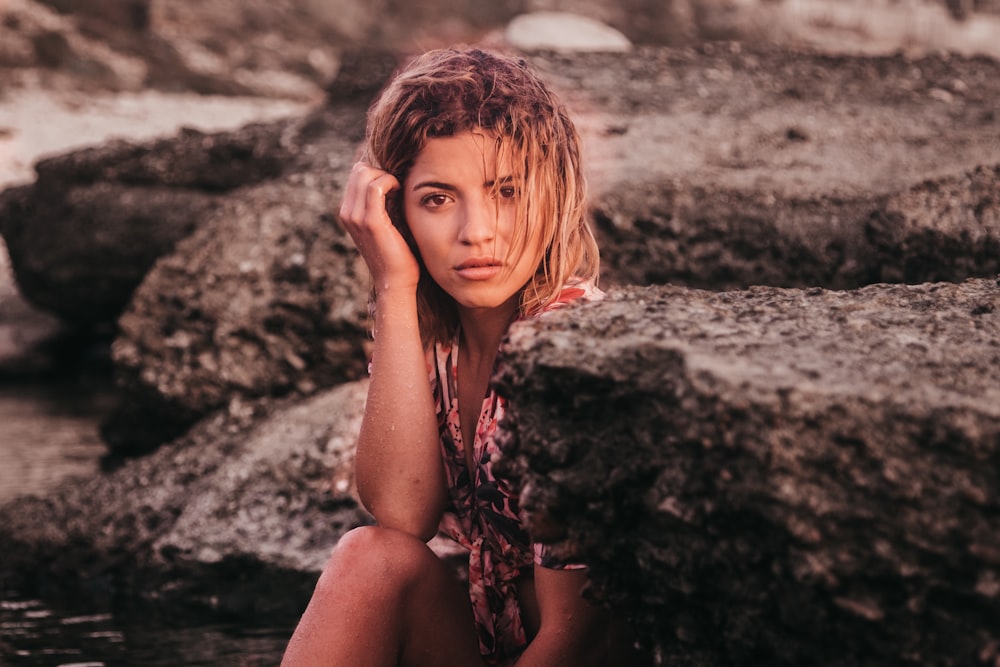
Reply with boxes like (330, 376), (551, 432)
(319, 525), (438, 593)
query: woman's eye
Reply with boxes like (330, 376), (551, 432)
(422, 193), (450, 208)
(498, 185), (517, 199)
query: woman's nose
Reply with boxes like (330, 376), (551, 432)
(458, 200), (497, 245)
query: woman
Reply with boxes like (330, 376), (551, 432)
(281, 47), (646, 667)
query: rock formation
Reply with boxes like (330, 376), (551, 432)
(495, 278), (1000, 665)
(7, 46), (1000, 326)
(0, 380), (371, 617)
(0, 0), (704, 97)
(4, 44), (1000, 457)
(544, 47), (1000, 290)
(0, 122), (291, 326)
(2, 11), (1000, 665)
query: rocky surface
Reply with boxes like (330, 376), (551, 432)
(2, 2), (1000, 663)
(0, 0), (341, 98)
(0, 380), (371, 617)
(3, 44), (999, 456)
(6, 0), (998, 99)
(0, 0), (735, 98)
(495, 278), (1000, 666)
(97, 61), (393, 454)
(536, 47), (1000, 289)
(0, 122), (290, 326)
(0, 51), (394, 453)
(105, 169), (373, 454)
(6, 45), (1000, 324)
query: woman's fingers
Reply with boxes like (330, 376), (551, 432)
(338, 163), (418, 291)
(339, 163), (398, 229)
(339, 162), (370, 227)
(364, 171), (401, 227)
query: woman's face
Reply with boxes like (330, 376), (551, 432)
(402, 129), (542, 319)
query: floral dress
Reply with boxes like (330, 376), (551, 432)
(429, 280), (604, 665)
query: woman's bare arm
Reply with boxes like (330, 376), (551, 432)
(515, 567), (640, 667)
(339, 163), (446, 540)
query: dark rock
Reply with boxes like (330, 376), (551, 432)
(98, 99), (372, 455)
(590, 182), (885, 289)
(1, 65), (374, 454)
(31, 30), (70, 68)
(10, 45), (1000, 331)
(325, 47), (402, 103)
(0, 381), (371, 618)
(0, 287), (67, 378)
(494, 278), (1000, 666)
(0, 123), (294, 326)
(0, 240), (112, 381)
(865, 164), (1000, 284)
(521, 47), (1000, 290)
(46, 0), (151, 33)
(5, 42), (1000, 469)
(106, 175), (372, 455)
(30, 124), (292, 190)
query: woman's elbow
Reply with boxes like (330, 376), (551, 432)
(382, 515), (440, 542)
(361, 498), (442, 542)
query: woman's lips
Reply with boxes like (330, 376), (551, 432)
(454, 258), (502, 281)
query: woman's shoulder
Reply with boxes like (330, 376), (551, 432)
(541, 277), (604, 316)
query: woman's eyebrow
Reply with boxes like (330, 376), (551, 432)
(484, 175), (514, 188)
(410, 180), (457, 191)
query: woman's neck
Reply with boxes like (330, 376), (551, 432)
(456, 297), (519, 370)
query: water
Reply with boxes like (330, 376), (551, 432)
(0, 596), (292, 667)
(0, 378), (296, 665)
(0, 380), (115, 504)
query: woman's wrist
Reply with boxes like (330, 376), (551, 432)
(374, 281), (419, 304)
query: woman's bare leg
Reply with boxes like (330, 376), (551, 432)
(280, 526), (487, 667)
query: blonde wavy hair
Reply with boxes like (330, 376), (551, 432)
(362, 47), (599, 344)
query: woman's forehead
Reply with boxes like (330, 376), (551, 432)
(408, 130), (513, 184)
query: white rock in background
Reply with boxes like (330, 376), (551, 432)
(505, 11), (632, 52)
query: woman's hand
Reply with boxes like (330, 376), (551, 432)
(338, 162), (421, 295)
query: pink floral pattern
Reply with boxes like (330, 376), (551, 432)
(430, 280), (603, 664)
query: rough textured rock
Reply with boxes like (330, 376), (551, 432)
(866, 164), (1000, 284)
(8, 45), (1000, 329)
(107, 174), (372, 454)
(523, 47), (1000, 290)
(99, 94), (375, 454)
(0, 381), (371, 617)
(0, 122), (292, 326)
(494, 278), (1000, 666)
(4, 43), (1000, 458)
